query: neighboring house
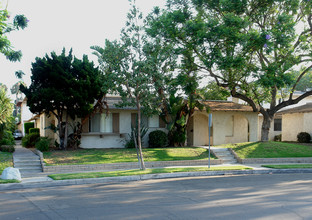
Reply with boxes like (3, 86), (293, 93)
(16, 97), (36, 136)
(228, 91), (312, 141)
(187, 101), (259, 146)
(278, 103), (312, 142)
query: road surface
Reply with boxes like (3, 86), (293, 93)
(1, 173), (312, 219)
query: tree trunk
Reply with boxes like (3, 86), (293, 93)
(261, 113), (273, 142)
(64, 112), (69, 149)
(57, 114), (64, 150)
(137, 101), (146, 170)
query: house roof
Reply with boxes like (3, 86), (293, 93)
(104, 96), (256, 112)
(201, 100), (256, 112)
(105, 96), (137, 110)
(278, 103), (312, 115)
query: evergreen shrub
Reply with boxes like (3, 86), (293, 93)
(297, 132), (311, 143)
(149, 130), (168, 148)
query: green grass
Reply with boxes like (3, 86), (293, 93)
(43, 147), (215, 165)
(0, 152), (18, 184)
(262, 164), (312, 169)
(0, 151), (13, 175)
(48, 166), (252, 180)
(215, 141), (312, 159)
(0, 179), (20, 184)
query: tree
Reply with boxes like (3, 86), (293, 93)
(198, 82), (230, 101)
(0, 87), (14, 141)
(92, 1), (162, 170)
(0, 87), (12, 125)
(155, 0), (312, 141)
(0, 2), (28, 61)
(20, 49), (103, 149)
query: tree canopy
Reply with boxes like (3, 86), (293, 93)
(150, 0), (312, 141)
(0, 3), (28, 61)
(21, 49), (103, 149)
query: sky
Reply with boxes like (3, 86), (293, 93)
(0, 0), (166, 94)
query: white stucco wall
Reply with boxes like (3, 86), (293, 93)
(20, 99), (34, 135)
(282, 113), (306, 142)
(80, 110), (167, 149)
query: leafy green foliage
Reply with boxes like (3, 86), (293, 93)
(148, 130), (168, 148)
(29, 128), (40, 134)
(0, 130), (14, 146)
(21, 133), (40, 148)
(35, 137), (50, 152)
(24, 122), (34, 135)
(125, 121), (149, 148)
(20, 48), (103, 149)
(0, 151), (12, 175)
(198, 82), (230, 101)
(154, 0), (312, 141)
(0, 7), (28, 61)
(0, 145), (15, 153)
(297, 132), (311, 143)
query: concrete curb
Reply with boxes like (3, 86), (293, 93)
(2, 168), (312, 191)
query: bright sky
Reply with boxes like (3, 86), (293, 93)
(0, 0), (166, 93)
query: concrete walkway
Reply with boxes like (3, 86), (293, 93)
(13, 144), (43, 178)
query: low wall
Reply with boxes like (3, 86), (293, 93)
(229, 148), (312, 164)
(43, 159), (223, 173)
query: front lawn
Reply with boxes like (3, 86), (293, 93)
(262, 164), (312, 169)
(43, 147), (214, 165)
(0, 151), (13, 175)
(216, 141), (312, 158)
(48, 165), (251, 180)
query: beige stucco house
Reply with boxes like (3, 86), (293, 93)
(187, 101), (259, 146)
(278, 103), (312, 142)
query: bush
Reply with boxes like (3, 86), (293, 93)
(29, 128), (40, 134)
(24, 122), (34, 135)
(22, 133), (40, 148)
(0, 130), (15, 146)
(149, 130), (168, 148)
(35, 138), (50, 152)
(297, 132), (311, 143)
(0, 145), (15, 153)
(168, 130), (186, 147)
(274, 134), (282, 142)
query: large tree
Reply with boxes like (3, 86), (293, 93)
(153, 0), (312, 141)
(0, 3), (28, 61)
(92, 2), (157, 170)
(21, 49), (103, 149)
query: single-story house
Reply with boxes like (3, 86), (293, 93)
(278, 103), (312, 142)
(80, 96), (167, 148)
(187, 101), (259, 146)
(23, 96), (260, 148)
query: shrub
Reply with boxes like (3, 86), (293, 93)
(0, 145), (15, 153)
(24, 122), (34, 135)
(29, 128), (40, 134)
(0, 130), (15, 146)
(149, 130), (168, 148)
(168, 130), (186, 147)
(22, 133), (40, 148)
(35, 137), (50, 152)
(274, 134), (282, 142)
(297, 132), (311, 143)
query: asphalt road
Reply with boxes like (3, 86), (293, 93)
(1, 173), (312, 220)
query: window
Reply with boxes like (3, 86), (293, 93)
(274, 118), (282, 131)
(89, 113), (119, 133)
(131, 113), (148, 128)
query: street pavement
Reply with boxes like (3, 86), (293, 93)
(1, 173), (312, 219)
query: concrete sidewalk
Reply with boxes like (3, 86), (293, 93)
(2, 162), (312, 191)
